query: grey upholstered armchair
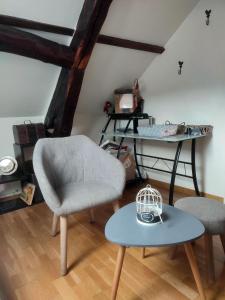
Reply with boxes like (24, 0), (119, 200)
(33, 135), (125, 275)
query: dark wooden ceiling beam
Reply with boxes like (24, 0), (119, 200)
(0, 3), (164, 136)
(0, 14), (74, 36)
(97, 34), (165, 54)
(45, 0), (113, 136)
(0, 25), (74, 67)
(0, 14), (165, 54)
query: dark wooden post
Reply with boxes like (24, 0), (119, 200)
(0, 25), (74, 67)
(45, 0), (113, 136)
(0, 3), (166, 137)
(0, 14), (74, 36)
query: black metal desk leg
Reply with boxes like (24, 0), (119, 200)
(113, 120), (117, 142)
(116, 119), (132, 159)
(99, 116), (112, 145)
(133, 139), (143, 181)
(117, 137), (125, 159)
(191, 139), (200, 196)
(169, 141), (183, 206)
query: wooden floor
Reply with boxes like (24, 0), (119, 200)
(0, 183), (225, 300)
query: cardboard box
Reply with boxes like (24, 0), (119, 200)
(101, 140), (136, 181)
(119, 152), (136, 181)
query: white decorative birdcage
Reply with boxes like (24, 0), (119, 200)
(136, 184), (163, 225)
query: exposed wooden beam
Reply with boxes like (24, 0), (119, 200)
(44, 68), (70, 129)
(0, 14), (74, 36)
(97, 35), (165, 54)
(0, 25), (74, 67)
(0, 14), (165, 54)
(0, 4), (164, 136)
(45, 0), (113, 136)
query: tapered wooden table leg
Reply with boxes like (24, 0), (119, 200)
(89, 208), (95, 223)
(204, 233), (215, 284)
(184, 243), (206, 300)
(142, 247), (146, 258)
(220, 234), (225, 254)
(111, 246), (126, 300)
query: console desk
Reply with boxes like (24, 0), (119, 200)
(101, 131), (206, 206)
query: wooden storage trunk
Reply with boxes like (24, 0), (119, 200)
(13, 122), (46, 145)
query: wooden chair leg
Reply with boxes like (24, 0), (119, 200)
(219, 234), (225, 255)
(60, 216), (68, 276)
(89, 208), (95, 223)
(204, 233), (215, 284)
(113, 200), (120, 212)
(111, 246), (126, 300)
(51, 213), (59, 237)
(184, 243), (206, 300)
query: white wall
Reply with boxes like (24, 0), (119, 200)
(139, 0), (225, 198)
(0, 0), (84, 117)
(0, 0), (200, 195)
(0, 0), (199, 146)
(73, 0), (199, 142)
(0, 0), (198, 119)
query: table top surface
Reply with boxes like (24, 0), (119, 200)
(102, 132), (206, 143)
(105, 202), (205, 247)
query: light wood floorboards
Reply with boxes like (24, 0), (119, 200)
(0, 183), (225, 299)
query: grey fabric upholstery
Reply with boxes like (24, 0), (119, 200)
(175, 197), (225, 235)
(33, 135), (126, 215)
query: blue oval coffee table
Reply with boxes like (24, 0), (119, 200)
(105, 202), (205, 300)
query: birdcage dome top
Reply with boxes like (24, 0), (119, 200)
(136, 184), (163, 205)
(136, 185), (163, 225)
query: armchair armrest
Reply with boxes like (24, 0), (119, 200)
(33, 141), (61, 212)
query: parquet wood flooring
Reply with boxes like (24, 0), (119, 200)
(0, 183), (225, 299)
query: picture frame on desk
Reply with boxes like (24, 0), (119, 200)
(19, 183), (35, 205)
(115, 94), (137, 114)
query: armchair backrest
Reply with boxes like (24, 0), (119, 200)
(33, 135), (125, 209)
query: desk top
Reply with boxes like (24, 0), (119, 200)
(105, 202), (205, 247)
(102, 132), (206, 143)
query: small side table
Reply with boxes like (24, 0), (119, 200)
(105, 203), (205, 300)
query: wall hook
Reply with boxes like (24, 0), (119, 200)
(178, 61), (184, 75)
(205, 9), (212, 26)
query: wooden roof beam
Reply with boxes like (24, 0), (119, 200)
(0, 14), (165, 54)
(0, 14), (74, 36)
(0, 25), (74, 67)
(97, 35), (165, 54)
(45, 0), (114, 136)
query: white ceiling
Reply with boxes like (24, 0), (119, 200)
(101, 0), (199, 45)
(77, 0), (200, 114)
(0, 0), (199, 117)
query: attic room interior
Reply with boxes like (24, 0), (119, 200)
(1, 0), (225, 299)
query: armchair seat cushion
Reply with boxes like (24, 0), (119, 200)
(55, 181), (122, 215)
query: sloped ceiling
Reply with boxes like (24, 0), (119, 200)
(0, 0), (199, 117)
(0, 0), (84, 117)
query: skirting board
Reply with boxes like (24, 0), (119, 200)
(148, 178), (224, 203)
